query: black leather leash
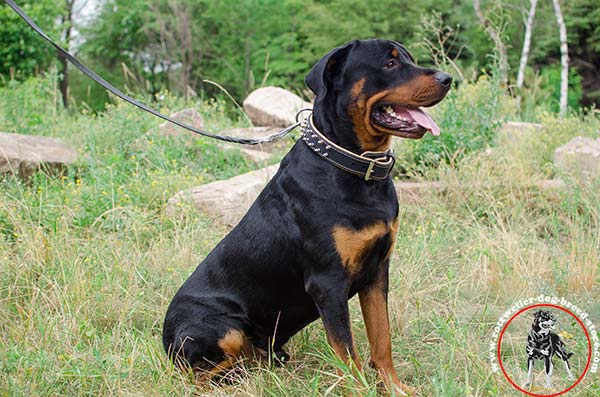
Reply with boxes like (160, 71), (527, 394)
(300, 115), (395, 181)
(4, 0), (299, 145)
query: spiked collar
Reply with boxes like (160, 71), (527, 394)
(299, 114), (396, 181)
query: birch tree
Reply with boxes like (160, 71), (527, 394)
(516, 0), (538, 107)
(551, 0), (569, 117)
(58, 0), (76, 108)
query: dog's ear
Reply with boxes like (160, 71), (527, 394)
(305, 41), (355, 99)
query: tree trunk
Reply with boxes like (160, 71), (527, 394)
(516, 0), (538, 90)
(551, 0), (569, 117)
(473, 0), (509, 87)
(516, 0), (538, 109)
(58, 0), (74, 108)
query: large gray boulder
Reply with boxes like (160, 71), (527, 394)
(166, 164), (280, 227)
(0, 132), (77, 178)
(243, 87), (312, 127)
(554, 136), (600, 177)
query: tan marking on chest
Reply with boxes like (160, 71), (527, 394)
(218, 329), (245, 358)
(332, 220), (396, 275)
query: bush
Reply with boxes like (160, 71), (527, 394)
(395, 76), (517, 176)
(540, 65), (584, 113)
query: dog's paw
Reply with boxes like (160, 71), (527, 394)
(522, 380), (531, 389)
(391, 381), (417, 396)
(273, 349), (290, 365)
(526, 346), (534, 355)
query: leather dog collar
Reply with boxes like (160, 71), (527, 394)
(300, 115), (396, 181)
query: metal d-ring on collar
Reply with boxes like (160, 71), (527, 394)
(300, 114), (396, 181)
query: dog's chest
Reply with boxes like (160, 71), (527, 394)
(331, 218), (398, 277)
(528, 330), (552, 358)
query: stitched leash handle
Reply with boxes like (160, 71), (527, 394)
(4, 0), (301, 145)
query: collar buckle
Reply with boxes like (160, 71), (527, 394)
(362, 151), (396, 181)
(364, 161), (376, 181)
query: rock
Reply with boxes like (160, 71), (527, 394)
(243, 87), (312, 127)
(166, 164), (280, 226)
(393, 179), (566, 203)
(221, 144), (273, 163)
(0, 132), (77, 178)
(496, 121), (542, 143)
(394, 181), (444, 203)
(536, 179), (566, 190)
(554, 136), (600, 177)
(155, 108), (204, 137)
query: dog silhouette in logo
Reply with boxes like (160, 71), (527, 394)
(522, 310), (575, 389)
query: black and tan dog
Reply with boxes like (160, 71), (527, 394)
(163, 39), (451, 395)
(522, 310), (575, 389)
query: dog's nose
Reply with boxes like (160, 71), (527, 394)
(434, 72), (453, 87)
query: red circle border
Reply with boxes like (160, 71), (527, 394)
(496, 303), (592, 397)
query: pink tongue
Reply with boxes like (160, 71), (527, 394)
(400, 107), (440, 136)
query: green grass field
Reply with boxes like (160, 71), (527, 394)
(1, 76), (599, 396)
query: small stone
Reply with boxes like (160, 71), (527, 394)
(554, 136), (600, 178)
(154, 108), (204, 137)
(496, 121), (542, 144)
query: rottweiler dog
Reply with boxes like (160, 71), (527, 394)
(163, 39), (452, 395)
(522, 310), (575, 389)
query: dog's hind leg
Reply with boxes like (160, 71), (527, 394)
(522, 357), (534, 389)
(557, 352), (575, 381)
(544, 357), (554, 388)
(556, 343), (575, 381)
(563, 359), (575, 381)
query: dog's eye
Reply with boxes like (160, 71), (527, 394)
(384, 59), (398, 69)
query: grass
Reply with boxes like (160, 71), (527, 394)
(1, 75), (599, 396)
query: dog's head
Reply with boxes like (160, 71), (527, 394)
(532, 310), (556, 335)
(306, 39), (452, 152)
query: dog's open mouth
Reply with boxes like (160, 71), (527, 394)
(371, 104), (440, 137)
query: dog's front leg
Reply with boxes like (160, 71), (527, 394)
(522, 357), (534, 389)
(544, 357), (554, 388)
(359, 271), (414, 396)
(306, 275), (361, 370)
